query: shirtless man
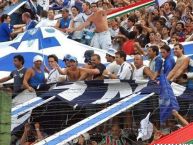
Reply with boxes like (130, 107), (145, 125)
(67, 2), (113, 50)
(167, 44), (189, 82)
(57, 56), (88, 81)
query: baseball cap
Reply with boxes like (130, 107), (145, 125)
(69, 56), (77, 62)
(84, 50), (94, 63)
(106, 48), (117, 57)
(84, 50), (94, 59)
(63, 54), (71, 61)
(33, 55), (43, 62)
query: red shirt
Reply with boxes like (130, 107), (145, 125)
(122, 40), (135, 55)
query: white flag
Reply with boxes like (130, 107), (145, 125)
(137, 112), (153, 141)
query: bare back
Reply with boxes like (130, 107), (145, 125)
(88, 10), (108, 32)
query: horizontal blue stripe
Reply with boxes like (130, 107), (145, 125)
(45, 94), (149, 145)
(12, 98), (44, 116)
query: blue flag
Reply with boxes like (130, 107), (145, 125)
(159, 74), (180, 123)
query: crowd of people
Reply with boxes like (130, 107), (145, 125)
(1, 0), (193, 144)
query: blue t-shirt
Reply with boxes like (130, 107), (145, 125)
(154, 56), (163, 73)
(163, 54), (175, 76)
(60, 18), (71, 29)
(0, 22), (12, 42)
(29, 68), (45, 88)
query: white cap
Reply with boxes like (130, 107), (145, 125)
(33, 55), (43, 62)
(106, 48), (117, 57)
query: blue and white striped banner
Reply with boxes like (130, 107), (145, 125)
(35, 92), (154, 145)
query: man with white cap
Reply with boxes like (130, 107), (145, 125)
(106, 48), (120, 75)
(23, 55), (45, 92)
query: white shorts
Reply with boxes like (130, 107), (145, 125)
(91, 30), (112, 50)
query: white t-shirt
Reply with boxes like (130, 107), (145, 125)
(117, 62), (132, 80)
(71, 13), (85, 40)
(133, 66), (147, 80)
(106, 61), (120, 75)
(47, 69), (60, 84)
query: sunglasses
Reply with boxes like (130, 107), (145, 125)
(63, 59), (69, 62)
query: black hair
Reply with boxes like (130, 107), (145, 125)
(14, 55), (25, 65)
(83, 2), (91, 8)
(119, 26), (129, 36)
(84, 50), (94, 63)
(115, 51), (126, 61)
(152, 16), (160, 22)
(127, 16), (136, 23)
(160, 45), (171, 52)
(1, 14), (9, 23)
(48, 54), (58, 63)
(159, 18), (166, 26)
(71, 6), (80, 12)
(163, 25), (169, 30)
(91, 2), (98, 7)
(149, 45), (159, 56)
(169, 1), (176, 10)
(174, 43), (184, 54)
(149, 31), (156, 35)
(134, 24), (143, 34)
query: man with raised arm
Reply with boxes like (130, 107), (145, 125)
(67, 2), (113, 50)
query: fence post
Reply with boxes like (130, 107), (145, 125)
(0, 89), (11, 145)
